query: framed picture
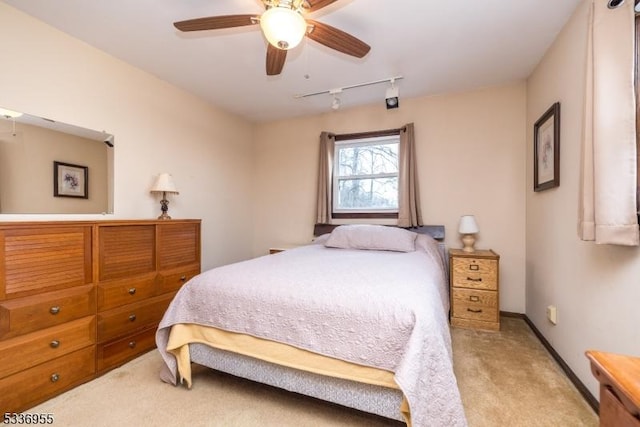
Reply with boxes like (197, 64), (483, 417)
(533, 102), (560, 192)
(53, 161), (88, 198)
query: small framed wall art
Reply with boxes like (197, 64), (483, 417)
(533, 102), (560, 192)
(54, 161), (88, 198)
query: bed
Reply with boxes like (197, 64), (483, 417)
(156, 224), (467, 426)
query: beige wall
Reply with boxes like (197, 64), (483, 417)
(0, 3), (255, 270)
(253, 83), (527, 313)
(526, 0), (640, 398)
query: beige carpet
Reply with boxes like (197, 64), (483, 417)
(25, 317), (597, 426)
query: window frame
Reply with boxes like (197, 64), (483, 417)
(331, 128), (402, 220)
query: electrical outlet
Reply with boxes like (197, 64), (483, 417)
(547, 305), (557, 325)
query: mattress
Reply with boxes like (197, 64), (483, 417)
(157, 229), (467, 426)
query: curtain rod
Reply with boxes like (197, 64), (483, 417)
(294, 76), (404, 99)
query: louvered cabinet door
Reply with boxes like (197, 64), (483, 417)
(0, 223), (96, 414)
(156, 221), (201, 294)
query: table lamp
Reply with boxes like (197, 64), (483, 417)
(150, 173), (179, 220)
(458, 215), (479, 252)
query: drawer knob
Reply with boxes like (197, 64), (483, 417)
(466, 277), (482, 282)
(50, 306), (61, 315)
(129, 314), (137, 322)
(469, 295), (480, 302)
(128, 287), (137, 295)
(50, 340), (60, 349)
(50, 373), (60, 383)
(467, 308), (483, 313)
(128, 341), (137, 349)
(180, 275), (187, 282)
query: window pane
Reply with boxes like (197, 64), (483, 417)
(337, 143), (398, 176)
(336, 177), (398, 209)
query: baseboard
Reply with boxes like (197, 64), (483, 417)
(501, 312), (599, 414)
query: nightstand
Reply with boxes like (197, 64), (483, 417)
(268, 244), (301, 254)
(449, 248), (500, 331)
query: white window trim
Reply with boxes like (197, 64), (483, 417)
(332, 135), (400, 214)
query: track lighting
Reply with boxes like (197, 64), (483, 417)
(385, 79), (399, 110)
(295, 76), (404, 112)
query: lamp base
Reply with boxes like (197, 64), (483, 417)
(158, 197), (172, 220)
(461, 234), (476, 252)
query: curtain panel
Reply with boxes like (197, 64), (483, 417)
(578, 0), (639, 245)
(316, 131), (335, 224)
(398, 123), (423, 227)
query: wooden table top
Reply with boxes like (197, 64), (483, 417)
(586, 350), (640, 417)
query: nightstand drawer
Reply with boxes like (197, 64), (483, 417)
(451, 257), (497, 290)
(452, 288), (497, 308)
(452, 299), (498, 323)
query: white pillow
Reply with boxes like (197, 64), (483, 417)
(324, 224), (417, 252)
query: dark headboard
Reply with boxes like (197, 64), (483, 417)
(313, 223), (445, 242)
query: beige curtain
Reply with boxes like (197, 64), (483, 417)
(578, 0), (638, 245)
(316, 131), (335, 224)
(398, 123), (423, 227)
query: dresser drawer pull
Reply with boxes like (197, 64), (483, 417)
(466, 277), (482, 282)
(128, 287), (137, 295)
(50, 340), (60, 349)
(467, 308), (483, 313)
(469, 295), (480, 302)
(50, 373), (60, 383)
(128, 314), (137, 322)
(180, 275), (187, 282)
(128, 341), (137, 349)
(469, 264), (479, 271)
(50, 306), (61, 315)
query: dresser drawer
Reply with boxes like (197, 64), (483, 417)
(0, 317), (95, 380)
(97, 293), (174, 342)
(97, 273), (157, 311)
(0, 346), (95, 414)
(157, 266), (199, 294)
(451, 257), (497, 290)
(97, 326), (157, 373)
(0, 285), (95, 340)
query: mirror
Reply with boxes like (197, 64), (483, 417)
(0, 107), (113, 214)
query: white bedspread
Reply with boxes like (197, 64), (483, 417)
(157, 236), (467, 427)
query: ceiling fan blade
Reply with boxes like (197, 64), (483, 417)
(174, 15), (257, 32)
(306, 20), (370, 58)
(302, 0), (339, 13)
(266, 44), (287, 76)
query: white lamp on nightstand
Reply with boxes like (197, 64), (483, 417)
(458, 215), (479, 253)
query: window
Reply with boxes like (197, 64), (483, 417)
(332, 133), (400, 218)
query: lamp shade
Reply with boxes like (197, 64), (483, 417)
(150, 173), (179, 194)
(458, 215), (479, 234)
(260, 7), (307, 50)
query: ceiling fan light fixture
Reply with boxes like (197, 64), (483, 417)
(260, 7), (307, 50)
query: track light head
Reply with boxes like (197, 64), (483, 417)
(385, 81), (399, 110)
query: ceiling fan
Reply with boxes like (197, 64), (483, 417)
(173, 0), (371, 76)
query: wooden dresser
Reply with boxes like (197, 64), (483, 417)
(449, 248), (500, 331)
(586, 350), (640, 427)
(0, 219), (201, 413)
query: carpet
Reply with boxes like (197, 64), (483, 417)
(25, 317), (597, 426)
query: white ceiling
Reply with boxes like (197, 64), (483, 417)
(4, 0), (582, 123)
